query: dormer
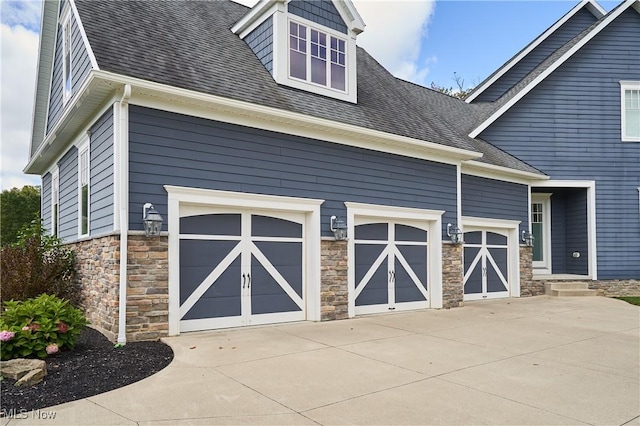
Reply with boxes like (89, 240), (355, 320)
(232, 0), (365, 103)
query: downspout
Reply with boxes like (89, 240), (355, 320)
(117, 84), (131, 344)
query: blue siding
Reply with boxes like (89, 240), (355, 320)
(90, 107), (115, 234)
(288, 0), (348, 34)
(128, 106), (458, 239)
(42, 173), (52, 232)
(564, 190), (588, 275)
(479, 9), (640, 279)
(475, 8), (597, 102)
(46, 5), (93, 134)
(245, 17), (273, 75)
(57, 147), (78, 242)
(461, 175), (529, 234)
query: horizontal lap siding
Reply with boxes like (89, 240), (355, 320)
(565, 190), (588, 275)
(475, 8), (597, 102)
(288, 0), (347, 34)
(58, 147), (78, 242)
(42, 173), (52, 232)
(479, 9), (640, 279)
(461, 174), (528, 233)
(245, 17), (273, 75)
(46, 7), (93, 134)
(128, 106), (457, 239)
(90, 108), (114, 234)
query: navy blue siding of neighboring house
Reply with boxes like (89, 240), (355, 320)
(245, 17), (273, 75)
(461, 174), (529, 234)
(474, 8), (598, 102)
(479, 8), (640, 279)
(57, 147), (78, 242)
(128, 106), (458, 239)
(46, 6), (93, 134)
(90, 108), (115, 235)
(42, 173), (52, 232)
(288, 0), (348, 34)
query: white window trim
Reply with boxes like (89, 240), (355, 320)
(77, 135), (90, 237)
(272, 10), (357, 103)
(531, 193), (552, 275)
(61, 4), (72, 104)
(620, 80), (640, 142)
(51, 167), (60, 237)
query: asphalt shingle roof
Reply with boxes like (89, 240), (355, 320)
(76, 0), (543, 175)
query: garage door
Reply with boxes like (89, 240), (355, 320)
(463, 229), (509, 300)
(354, 220), (429, 314)
(178, 209), (306, 332)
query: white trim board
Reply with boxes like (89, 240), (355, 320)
(465, 0), (605, 103)
(469, 0), (639, 139)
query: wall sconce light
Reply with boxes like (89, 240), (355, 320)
(447, 223), (463, 244)
(330, 216), (348, 241)
(522, 230), (535, 247)
(143, 203), (163, 237)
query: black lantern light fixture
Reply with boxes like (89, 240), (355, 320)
(522, 230), (535, 247)
(447, 223), (463, 244)
(143, 203), (163, 237)
(330, 215), (348, 241)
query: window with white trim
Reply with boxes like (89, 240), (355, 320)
(621, 81), (640, 142)
(61, 7), (72, 103)
(78, 142), (89, 236)
(52, 169), (60, 237)
(289, 20), (347, 92)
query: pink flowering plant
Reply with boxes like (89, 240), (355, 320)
(0, 294), (87, 360)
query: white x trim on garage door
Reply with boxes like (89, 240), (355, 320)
(166, 186), (323, 335)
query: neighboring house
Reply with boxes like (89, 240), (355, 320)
(25, 0), (638, 343)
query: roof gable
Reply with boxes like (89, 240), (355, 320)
(470, 0), (640, 138)
(466, 0), (605, 103)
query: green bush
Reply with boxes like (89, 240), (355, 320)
(1, 221), (79, 306)
(0, 294), (88, 360)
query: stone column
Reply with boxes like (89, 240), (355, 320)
(519, 245), (542, 296)
(442, 242), (463, 308)
(320, 239), (348, 321)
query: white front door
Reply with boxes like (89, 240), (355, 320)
(531, 193), (552, 274)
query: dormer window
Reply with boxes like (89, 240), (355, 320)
(232, 0), (364, 104)
(289, 20), (346, 92)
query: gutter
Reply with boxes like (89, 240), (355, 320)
(117, 84), (131, 344)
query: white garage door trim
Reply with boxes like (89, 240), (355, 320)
(461, 216), (521, 300)
(345, 202), (444, 317)
(165, 186), (323, 335)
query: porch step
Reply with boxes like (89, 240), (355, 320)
(545, 282), (596, 297)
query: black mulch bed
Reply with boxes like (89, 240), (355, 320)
(1, 327), (173, 414)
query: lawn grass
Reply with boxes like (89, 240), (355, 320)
(614, 296), (640, 306)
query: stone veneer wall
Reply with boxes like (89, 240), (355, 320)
(519, 246), (542, 296)
(126, 235), (169, 341)
(588, 280), (640, 296)
(70, 235), (120, 341)
(320, 239), (348, 321)
(442, 243), (463, 309)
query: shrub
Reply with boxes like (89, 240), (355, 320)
(1, 221), (79, 306)
(0, 294), (88, 360)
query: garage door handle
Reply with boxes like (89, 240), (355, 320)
(242, 273), (246, 288)
(247, 273), (251, 288)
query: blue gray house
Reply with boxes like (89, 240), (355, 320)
(25, 0), (638, 342)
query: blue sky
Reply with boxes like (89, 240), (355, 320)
(0, 0), (622, 190)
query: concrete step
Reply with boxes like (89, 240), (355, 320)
(550, 288), (597, 297)
(545, 282), (595, 296)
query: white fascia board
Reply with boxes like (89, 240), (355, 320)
(465, 0), (604, 103)
(231, 0), (283, 38)
(469, 0), (637, 138)
(461, 216), (521, 229)
(334, 0), (365, 34)
(68, 0), (99, 69)
(93, 70), (482, 165)
(461, 160), (548, 184)
(344, 202), (445, 222)
(532, 179), (595, 189)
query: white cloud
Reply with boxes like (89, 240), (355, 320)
(0, 0), (41, 31)
(1, 23), (41, 191)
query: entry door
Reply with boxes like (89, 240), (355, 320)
(463, 229), (509, 300)
(354, 220), (429, 314)
(178, 209), (305, 332)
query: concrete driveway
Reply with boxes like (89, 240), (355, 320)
(4, 296), (639, 425)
